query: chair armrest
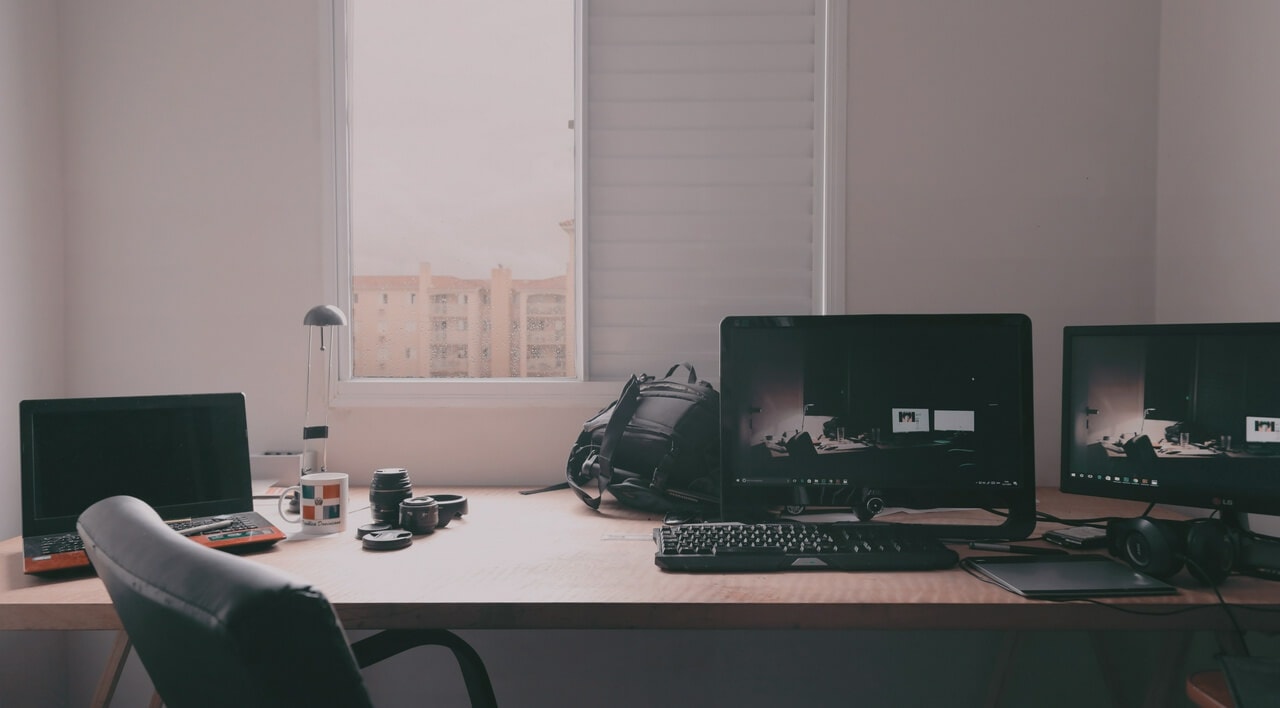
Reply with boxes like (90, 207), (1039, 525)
(350, 629), (497, 708)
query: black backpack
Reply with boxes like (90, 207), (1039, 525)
(565, 363), (720, 514)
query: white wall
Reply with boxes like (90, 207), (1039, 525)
(0, 0), (67, 536)
(0, 1), (68, 705)
(1156, 1), (1280, 321)
(846, 0), (1162, 484)
(58, 0), (331, 453)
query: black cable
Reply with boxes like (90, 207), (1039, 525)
(1184, 556), (1251, 657)
(1033, 510), (1113, 527)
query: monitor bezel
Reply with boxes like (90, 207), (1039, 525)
(718, 313), (1037, 540)
(1059, 321), (1280, 516)
(19, 392), (253, 536)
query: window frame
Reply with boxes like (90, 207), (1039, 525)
(319, 0), (846, 408)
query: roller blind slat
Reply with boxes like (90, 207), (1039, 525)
(585, 0), (822, 380)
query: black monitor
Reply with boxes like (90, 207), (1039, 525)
(718, 313), (1037, 540)
(1060, 322), (1280, 517)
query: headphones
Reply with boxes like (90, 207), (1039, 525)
(1106, 516), (1237, 585)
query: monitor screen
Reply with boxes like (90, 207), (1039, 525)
(718, 313), (1036, 539)
(20, 392), (253, 536)
(1060, 322), (1280, 516)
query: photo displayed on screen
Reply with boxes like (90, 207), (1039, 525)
(892, 408), (930, 433)
(1061, 323), (1280, 514)
(1247, 416), (1280, 444)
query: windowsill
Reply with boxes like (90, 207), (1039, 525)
(332, 378), (623, 408)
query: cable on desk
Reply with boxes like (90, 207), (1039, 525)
(984, 508), (1113, 527)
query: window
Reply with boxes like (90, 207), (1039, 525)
(326, 0), (845, 403)
(343, 0), (574, 382)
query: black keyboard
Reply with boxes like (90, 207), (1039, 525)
(653, 522), (959, 572)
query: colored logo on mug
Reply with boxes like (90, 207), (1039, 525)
(302, 483), (343, 522)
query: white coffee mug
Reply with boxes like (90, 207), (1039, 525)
(278, 472), (349, 535)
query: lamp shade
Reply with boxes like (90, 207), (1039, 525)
(303, 305), (347, 327)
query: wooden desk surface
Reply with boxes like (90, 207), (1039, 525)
(2, 488), (1278, 632)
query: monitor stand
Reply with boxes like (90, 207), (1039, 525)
(855, 488), (885, 521)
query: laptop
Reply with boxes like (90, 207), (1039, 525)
(20, 392), (286, 575)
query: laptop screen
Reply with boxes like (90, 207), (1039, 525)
(718, 314), (1036, 539)
(20, 392), (253, 536)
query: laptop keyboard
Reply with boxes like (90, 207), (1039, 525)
(39, 515), (258, 555)
(654, 521), (958, 572)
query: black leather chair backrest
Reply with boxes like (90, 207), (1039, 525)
(78, 495), (375, 708)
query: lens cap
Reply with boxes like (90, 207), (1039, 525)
(361, 529), (413, 551)
(356, 522), (392, 540)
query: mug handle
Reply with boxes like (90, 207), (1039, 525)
(278, 486), (302, 523)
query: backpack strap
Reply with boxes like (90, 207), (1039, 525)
(649, 446), (677, 493)
(568, 374), (645, 509)
(519, 481), (569, 496)
(663, 362), (698, 383)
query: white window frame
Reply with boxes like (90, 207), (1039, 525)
(319, 0), (846, 408)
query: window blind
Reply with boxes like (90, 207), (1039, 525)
(584, 0), (829, 381)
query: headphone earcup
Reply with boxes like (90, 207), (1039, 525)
(1107, 517), (1185, 579)
(1184, 518), (1237, 585)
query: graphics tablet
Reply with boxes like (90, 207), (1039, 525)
(963, 554), (1178, 599)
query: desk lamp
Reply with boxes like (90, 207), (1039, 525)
(302, 305), (347, 479)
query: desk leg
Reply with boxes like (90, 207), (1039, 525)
(1090, 630), (1190, 708)
(983, 631), (1021, 708)
(1143, 631), (1190, 708)
(89, 631), (132, 708)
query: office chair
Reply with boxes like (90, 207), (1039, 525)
(77, 495), (497, 708)
(1187, 669), (1234, 708)
(1187, 656), (1280, 708)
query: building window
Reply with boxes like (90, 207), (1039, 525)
(329, 0), (844, 398)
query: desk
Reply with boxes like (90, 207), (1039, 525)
(3, 488), (1280, 707)
(2, 487), (1278, 634)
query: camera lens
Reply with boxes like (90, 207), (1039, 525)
(400, 496), (439, 535)
(370, 468), (413, 526)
